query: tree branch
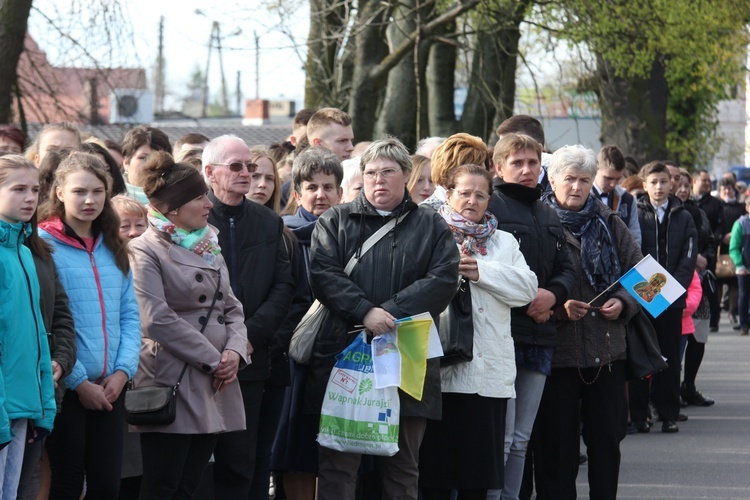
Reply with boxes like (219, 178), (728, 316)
(368, 0), (481, 81)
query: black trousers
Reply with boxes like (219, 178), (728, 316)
(628, 308), (683, 422)
(47, 390), (125, 500)
(138, 432), (217, 500)
(212, 379), (265, 498)
(248, 382), (287, 499)
(533, 361), (627, 500)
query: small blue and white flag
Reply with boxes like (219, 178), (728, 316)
(619, 255), (687, 318)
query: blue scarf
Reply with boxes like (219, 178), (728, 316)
(542, 191), (621, 292)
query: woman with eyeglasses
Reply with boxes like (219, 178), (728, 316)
(419, 164), (537, 499)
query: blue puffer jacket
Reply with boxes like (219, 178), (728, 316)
(0, 220), (56, 443)
(39, 218), (140, 390)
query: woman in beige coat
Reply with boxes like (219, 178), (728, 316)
(129, 152), (249, 499)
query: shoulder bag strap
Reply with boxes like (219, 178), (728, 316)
(343, 211), (409, 275)
(174, 270), (223, 390)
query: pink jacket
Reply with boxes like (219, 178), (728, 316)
(682, 271), (702, 335)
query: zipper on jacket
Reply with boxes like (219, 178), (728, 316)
(17, 227), (46, 418)
(229, 216), (238, 284)
(89, 250), (109, 382)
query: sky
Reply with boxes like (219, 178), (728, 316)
(27, 0), (309, 113)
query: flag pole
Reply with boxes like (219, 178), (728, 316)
(587, 255), (651, 305)
(587, 278), (623, 305)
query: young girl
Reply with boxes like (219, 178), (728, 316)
(0, 155), (56, 498)
(38, 152), (141, 499)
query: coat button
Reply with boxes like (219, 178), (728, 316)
(591, 311), (596, 317)
(595, 357), (600, 363)
(199, 295), (207, 303)
(217, 315), (225, 324)
(201, 363), (211, 372)
(478, 308), (484, 313)
(199, 316), (207, 325)
(196, 274), (203, 282)
(217, 292), (224, 300)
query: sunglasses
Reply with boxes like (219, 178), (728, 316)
(214, 161), (258, 173)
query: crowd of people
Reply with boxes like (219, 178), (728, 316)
(0, 107), (737, 500)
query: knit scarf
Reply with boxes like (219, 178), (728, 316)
(438, 204), (497, 256)
(542, 191), (621, 292)
(148, 207), (222, 265)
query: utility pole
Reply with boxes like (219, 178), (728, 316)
(201, 23), (214, 118)
(216, 22), (229, 114)
(254, 31), (260, 100)
(155, 16), (165, 115)
(236, 71), (241, 116)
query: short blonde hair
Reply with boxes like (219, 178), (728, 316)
(492, 134), (542, 169)
(111, 194), (148, 220)
(431, 133), (487, 187)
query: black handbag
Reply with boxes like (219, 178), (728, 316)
(125, 272), (222, 425)
(436, 278), (474, 366)
(625, 308), (668, 381)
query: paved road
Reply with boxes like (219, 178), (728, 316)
(575, 316), (750, 499)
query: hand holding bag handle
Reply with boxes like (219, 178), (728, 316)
(125, 271), (223, 425)
(289, 212), (409, 364)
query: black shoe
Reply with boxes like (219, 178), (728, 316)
(742, 326), (749, 336)
(683, 389), (715, 406)
(733, 324), (741, 331)
(579, 452), (588, 464)
(631, 420), (650, 433)
(710, 326), (719, 332)
(662, 420), (679, 433)
(677, 413), (688, 422)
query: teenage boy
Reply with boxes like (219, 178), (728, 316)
(306, 107), (355, 160)
(629, 161), (697, 433)
(592, 145), (642, 245)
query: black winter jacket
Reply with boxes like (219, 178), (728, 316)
(208, 191), (295, 381)
(487, 180), (575, 348)
(305, 191), (460, 419)
(682, 199), (716, 268)
(637, 195), (697, 309)
(695, 193), (725, 245)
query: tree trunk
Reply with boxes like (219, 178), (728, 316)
(427, 23), (458, 138)
(460, 1), (528, 144)
(304, 0), (350, 108)
(597, 55), (669, 166)
(0, 0), (33, 123)
(375, 0), (434, 150)
(348, 0), (390, 141)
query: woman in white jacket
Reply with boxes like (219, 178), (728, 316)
(420, 164), (537, 499)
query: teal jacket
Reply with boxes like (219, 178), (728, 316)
(0, 221), (56, 443)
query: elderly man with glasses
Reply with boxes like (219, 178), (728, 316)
(202, 135), (295, 498)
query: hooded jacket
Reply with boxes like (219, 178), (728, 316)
(0, 221), (57, 442)
(305, 191), (460, 419)
(39, 218), (141, 389)
(487, 180), (576, 348)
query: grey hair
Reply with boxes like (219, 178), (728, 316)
(548, 145), (598, 181)
(341, 156), (362, 190)
(292, 147), (344, 194)
(414, 136), (446, 157)
(201, 135), (247, 182)
(360, 138), (412, 175)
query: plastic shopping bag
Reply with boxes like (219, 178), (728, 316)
(317, 331), (400, 456)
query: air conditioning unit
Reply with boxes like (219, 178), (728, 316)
(109, 89), (154, 124)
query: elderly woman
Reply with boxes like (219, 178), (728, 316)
(487, 134), (575, 500)
(533, 145), (642, 500)
(421, 133), (487, 210)
(128, 152), (248, 498)
(307, 138), (460, 499)
(419, 164), (537, 498)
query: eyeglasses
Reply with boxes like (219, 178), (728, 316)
(213, 161), (258, 173)
(363, 167), (400, 180)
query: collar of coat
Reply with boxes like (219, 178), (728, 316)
(348, 188), (416, 218)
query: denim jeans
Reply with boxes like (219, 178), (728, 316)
(486, 367), (547, 500)
(737, 274), (750, 328)
(0, 419), (28, 500)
